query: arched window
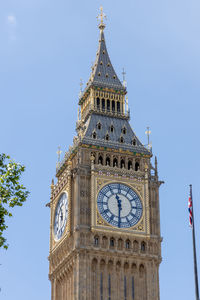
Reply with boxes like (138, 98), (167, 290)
(100, 259), (106, 270)
(122, 126), (126, 134)
(102, 98), (105, 111)
(116, 261), (121, 271)
(132, 138), (136, 146)
(131, 263), (137, 273)
(117, 101), (120, 112)
(120, 159), (125, 168)
(105, 134), (109, 141)
(94, 236), (99, 246)
(141, 241), (146, 252)
(112, 100), (115, 112)
(113, 158), (118, 167)
(110, 238), (115, 248)
(108, 260), (113, 271)
(97, 122), (101, 130)
(96, 98), (100, 110)
(124, 262), (129, 271)
(135, 162), (140, 171)
(106, 156), (110, 166)
(120, 136), (124, 143)
(110, 125), (114, 132)
(92, 132), (96, 139)
(125, 240), (131, 249)
(128, 160), (132, 170)
(98, 155), (103, 165)
(107, 100), (110, 111)
(139, 264), (145, 278)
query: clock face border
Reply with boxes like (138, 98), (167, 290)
(53, 191), (69, 242)
(92, 177), (147, 233)
(97, 182), (143, 229)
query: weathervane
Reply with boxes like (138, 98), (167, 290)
(145, 127), (152, 150)
(97, 6), (106, 29)
(56, 146), (62, 162)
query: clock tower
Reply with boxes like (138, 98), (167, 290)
(48, 9), (163, 300)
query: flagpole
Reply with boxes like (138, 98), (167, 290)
(190, 184), (199, 300)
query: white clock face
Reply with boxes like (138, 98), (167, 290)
(54, 192), (68, 241)
(97, 183), (142, 228)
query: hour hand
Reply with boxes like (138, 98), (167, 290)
(116, 195), (122, 210)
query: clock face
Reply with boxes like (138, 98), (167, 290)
(54, 192), (68, 241)
(97, 183), (142, 228)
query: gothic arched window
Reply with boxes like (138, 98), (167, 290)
(92, 132), (96, 139)
(110, 125), (114, 132)
(120, 159), (125, 168)
(125, 239), (131, 249)
(139, 264), (145, 278)
(98, 155), (103, 165)
(96, 98), (100, 110)
(102, 98), (105, 111)
(113, 158), (118, 167)
(94, 236), (99, 246)
(107, 99), (110, 111)
(105, 134), (109, 141)
(122, 126), (127, 134)
(141, 241), (146, 252)
(117, 101), (120, 112)
(112, 100), (115, 112)
(97, 122), (102, 130)
(128, 160), (132, 170)
(135, 162), (140, 171)
(132, 138), (136, 146)
(106, 156), (110, 166)
(120, 136), (124, 143)
(110, 238), (115, 248)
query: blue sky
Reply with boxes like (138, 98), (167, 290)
(1, 0), (200, 299)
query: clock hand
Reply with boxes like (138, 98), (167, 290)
(116, 194), (122, 228)
(60, 207), (64, 222)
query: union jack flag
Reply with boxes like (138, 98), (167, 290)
(188, 196), (193, 227)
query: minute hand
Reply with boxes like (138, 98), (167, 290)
(116, 195), (122, 228)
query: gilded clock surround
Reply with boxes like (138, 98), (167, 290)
(48, 9), (163, 300)
(94, 178), (146, 232)
(50, 162), (72, 251)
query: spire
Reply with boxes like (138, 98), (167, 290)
(84, 7), (126, 93)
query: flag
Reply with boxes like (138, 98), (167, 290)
(188, 195), (193, 227)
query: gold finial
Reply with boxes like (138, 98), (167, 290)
(122, 68), (127, 87)
(97, 6), (106, 30)
(56, 146), (62, 162)
(51, 179), (54, 189)
(145, 127), (152, 151)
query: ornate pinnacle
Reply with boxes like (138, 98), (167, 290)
(97, 6), (106, 30)
(122, 68), (127, 88)
(56, 146), (62, 162)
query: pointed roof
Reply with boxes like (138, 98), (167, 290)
(84, 25), (126, 93)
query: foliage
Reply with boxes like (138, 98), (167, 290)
(0, 154), (29, 249)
